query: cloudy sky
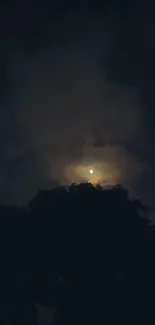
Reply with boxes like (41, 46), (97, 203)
(0, 1), (155, 211)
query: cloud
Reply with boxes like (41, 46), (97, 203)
(1, 9), (145, 204)
(15, 49), (144, 192)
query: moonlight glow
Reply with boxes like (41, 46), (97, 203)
(89, 169), (94, 174)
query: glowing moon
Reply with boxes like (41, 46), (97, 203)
(89, 169), (94, 174)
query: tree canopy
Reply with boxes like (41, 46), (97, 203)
(0, 183), (155, 323)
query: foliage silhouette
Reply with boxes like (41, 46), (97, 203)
(0, 183), (155, 322)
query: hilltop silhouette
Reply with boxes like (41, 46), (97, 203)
(0, 183), (155, 323)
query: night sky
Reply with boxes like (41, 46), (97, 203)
(0, 1), (155, 214)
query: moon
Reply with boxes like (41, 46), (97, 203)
(89, 169), (94, 174)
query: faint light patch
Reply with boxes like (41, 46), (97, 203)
(64, 161), (120, 186)
(60, 144), (143, 190)
(35, 303), (59, 325)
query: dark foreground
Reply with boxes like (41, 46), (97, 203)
(0, 183), (155, 323)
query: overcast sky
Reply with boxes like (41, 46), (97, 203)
(0, 2), (155, 213)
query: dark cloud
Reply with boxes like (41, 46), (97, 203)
(0, 4), (153, 206)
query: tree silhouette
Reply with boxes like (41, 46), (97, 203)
(0, 183), (155, 323)
(29, 183), (155, 322)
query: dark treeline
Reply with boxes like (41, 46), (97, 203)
(0, 183), (155, 323)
